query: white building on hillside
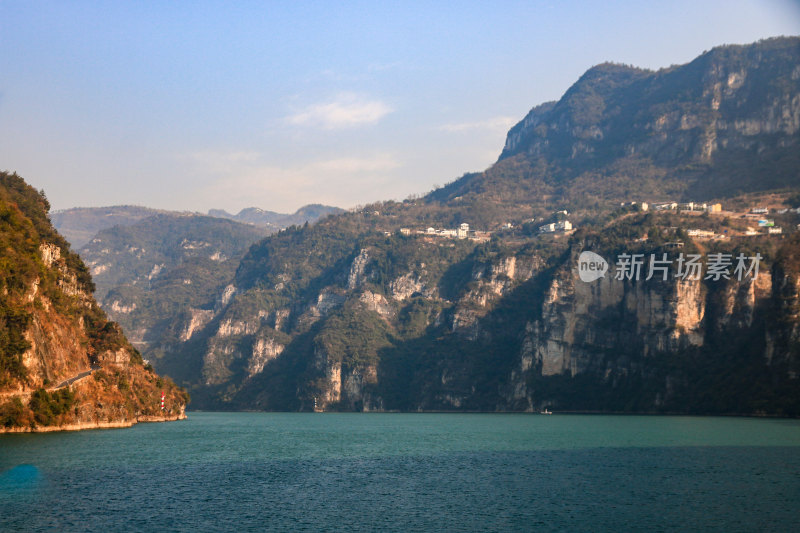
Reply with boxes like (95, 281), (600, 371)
(539, 220), (573, 233)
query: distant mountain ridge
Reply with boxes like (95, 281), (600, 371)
(207, 204), (344, 229)
(52, 203), (343, 248)
(50, 206), (169, 249)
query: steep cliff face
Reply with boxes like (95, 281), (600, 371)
(766, 241), (800, 370)
(501, 237), (799, 414)
(451, 254), (542, 340)
(189, 217), (799, 415)
(524, 270), (709, 378)
(0, 172), (188, 431)
(170, 228), (556, 412)
(132, 38), (799, 415)
(502, 39), (800, 164)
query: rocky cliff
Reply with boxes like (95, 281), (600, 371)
(0, 172), (188, 431)
(169, 217), (799, 415)
(114, 38), (800, 415)
(507, 242), (797, 414)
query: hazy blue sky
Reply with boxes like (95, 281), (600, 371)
(1, 1), (799, 213)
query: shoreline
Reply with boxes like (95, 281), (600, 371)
(0, 412), (187, 434)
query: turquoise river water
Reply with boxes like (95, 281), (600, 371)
(1, 412), (799, 531)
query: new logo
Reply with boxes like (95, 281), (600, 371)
(577, 251), (608, 282)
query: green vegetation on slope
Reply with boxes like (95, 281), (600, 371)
(0, 171), (189, 429)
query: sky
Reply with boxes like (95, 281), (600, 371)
(1, 1), (799, 214)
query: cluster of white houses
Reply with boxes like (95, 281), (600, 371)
(681, 224), (782, 240)
(400, 223), (485, 240)
(622, 201), (723, 213)
(629, 201), (797, 220)
(617, 199), (796, 240)
(682, 223), (782, 241)
(394, 200), (794, 243)
(742, 208), (790, 235)
(398, 218), (576, 240)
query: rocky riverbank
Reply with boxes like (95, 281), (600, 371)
(0, 411), (187, 434)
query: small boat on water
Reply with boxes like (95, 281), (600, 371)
(540, 408), (552, 415)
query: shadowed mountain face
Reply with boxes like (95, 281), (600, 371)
(79, 38), (800, 415)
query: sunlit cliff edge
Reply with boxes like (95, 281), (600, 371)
(0, 172), (188, 432)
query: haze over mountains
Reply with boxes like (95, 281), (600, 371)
(62, 204), (342, 368)
(50, 206), (168, 249)
(68, 37), (798, 415)
(52, 204), (342, 248)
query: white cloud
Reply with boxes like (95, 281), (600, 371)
(439, 116), (517, 134)
(287, 94), (393, 129)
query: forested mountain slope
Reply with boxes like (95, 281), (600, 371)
(0, 172), (188, 431)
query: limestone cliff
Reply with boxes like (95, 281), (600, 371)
(501, 239), (798, 414)
(0, 172), (188, 431)
(524, 268), (710, 378)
